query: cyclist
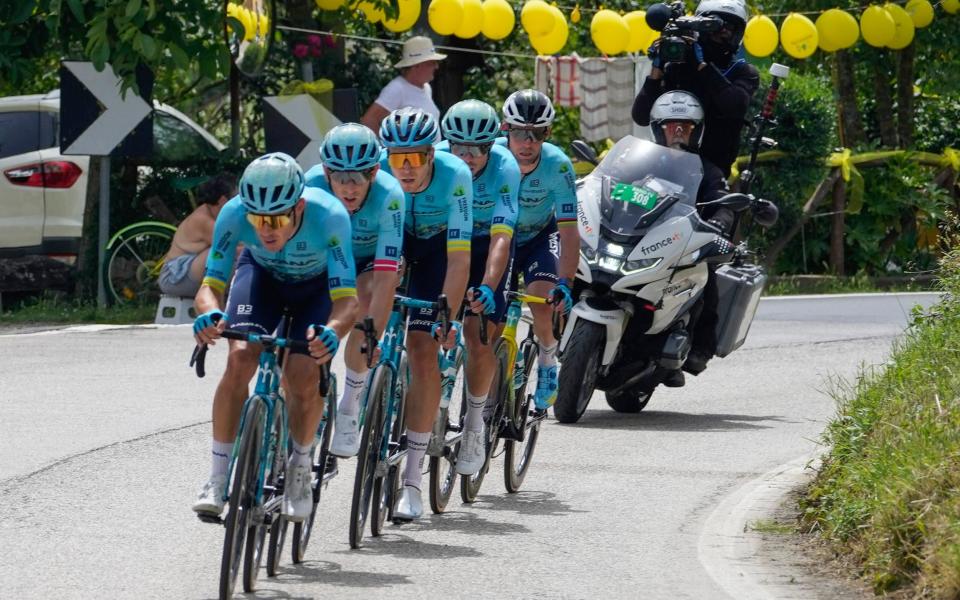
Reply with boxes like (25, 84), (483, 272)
(436, 100), (520, 476)
(303, 123), (405, 458)
(380, 107), (473, 520)
(496, 89), (578, 411)
(191, 152), (358, 523)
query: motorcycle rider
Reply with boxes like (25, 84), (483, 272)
(648, 90), (731, 384)
(632, 0), (759, 178)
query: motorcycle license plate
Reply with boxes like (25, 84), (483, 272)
(611, 182), (658, 210)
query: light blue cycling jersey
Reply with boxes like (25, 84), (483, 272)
(303, 166), (405, 272)
(494, 138), (577, 245)
(202, 186), (357, 301)
(435, 141), (519, 239)
(380, 150), (473, 252)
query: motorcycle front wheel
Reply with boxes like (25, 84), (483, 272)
(554, 321), (604, 424)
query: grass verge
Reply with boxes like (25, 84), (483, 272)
(0, 292), (155, 326)
(801, 249), (960, 597)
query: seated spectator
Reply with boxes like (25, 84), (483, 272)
(158, 173), (236, 297)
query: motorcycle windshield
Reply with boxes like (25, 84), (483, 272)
(593, 137), (704, 236)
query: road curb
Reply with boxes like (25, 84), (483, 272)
(697, 451), (825, 600)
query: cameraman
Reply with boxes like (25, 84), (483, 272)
(632, 0), (759, 178)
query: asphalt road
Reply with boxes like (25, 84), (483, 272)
(0, 293), (938, 599)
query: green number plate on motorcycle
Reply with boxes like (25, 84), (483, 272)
(612, 183), (658, 209)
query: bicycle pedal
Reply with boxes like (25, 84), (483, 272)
(497, 421), (524, 442)
(530, 408), (548, 421)
(196, 513), (224, 525)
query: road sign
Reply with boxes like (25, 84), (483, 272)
(263, 94), (341, 168)
(60, 61), (153, 157)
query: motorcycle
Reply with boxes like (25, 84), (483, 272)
(553, 136), (778, 423)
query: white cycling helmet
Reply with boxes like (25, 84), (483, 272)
(502, 89), (555, 127)
(239, 152), (304, 214)
(649, 91), (706, 152)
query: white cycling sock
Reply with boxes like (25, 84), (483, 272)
(538, 343), (558, 367)
(402, 430), (431, 489)
(211, 440), (233, 479)
(290, 440), (313, 468)
(464, 391), (487, 433)
(338, 368), (366, 417)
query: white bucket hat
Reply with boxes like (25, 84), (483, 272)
(395, 36), (447, 69)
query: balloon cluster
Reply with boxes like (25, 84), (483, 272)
(744, 0), (955, 59)
(227, 2), (270, 42)
(589, 9), (659, 56)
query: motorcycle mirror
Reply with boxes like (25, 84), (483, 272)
(752, 199), (779, 228)
(571, 140), (599, 166)
(702, 192), (751, 212)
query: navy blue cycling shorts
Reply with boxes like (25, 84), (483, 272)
(402, 232), (448, 333)
(464, 235), (514, 324)
(510, 219), (559, 292)
(225, 249), (332, 353)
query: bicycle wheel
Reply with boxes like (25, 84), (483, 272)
(429, 345), (465, 514)
(460, 339), (510, 503)
(102, 222), (176, 306)
(377, 355), (406, 530)
(218, 397), (264, 600)
(243, 401), (283, 592)
(349, 366), (389, 549)
(504, 340), (541, 493)
(265, 519), (287, 577)
(292, 375), (337, 563)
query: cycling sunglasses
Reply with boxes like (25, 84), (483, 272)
(328, 168), (376, 186)
(506, 127), (549, 142)
(387, 150), (431, 170)
(246, 207), (295, 230)
(450, 142), (493, 158)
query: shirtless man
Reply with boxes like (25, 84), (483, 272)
(159, 173), (237, 297)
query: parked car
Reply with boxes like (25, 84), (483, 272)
(0, 89), (225, 263)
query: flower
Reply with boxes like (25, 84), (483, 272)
(293, 43), (308, 58)
(310, 45), (321, 57)
(308, 34), (323, 47)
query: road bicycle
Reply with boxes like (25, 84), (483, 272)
(191, 315), (335, 599)
(102, 220), (176, 305)
(348, 294), (451, 548)
(460, 291), (562, 502)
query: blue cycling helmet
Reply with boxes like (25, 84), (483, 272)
(379, 107), (438, 148)
(441, 100), (501, 144)
(239, 152), (304, 215)
(320, 123), (382, 171)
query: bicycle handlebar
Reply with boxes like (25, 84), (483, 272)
(504, 291), (566, 342)
(462, 296), (489, 346)
(355, 316), (378, 369)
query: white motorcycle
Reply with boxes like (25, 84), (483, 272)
(554, 136), (778, 423)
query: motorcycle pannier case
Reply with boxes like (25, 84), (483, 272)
(714, 264), (766, 357)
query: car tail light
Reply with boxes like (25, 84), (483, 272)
(4, 161), (83, 189)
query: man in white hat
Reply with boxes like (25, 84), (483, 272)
(360, 36), (446, 132)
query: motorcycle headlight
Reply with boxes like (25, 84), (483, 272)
(621, 257), (662, 274)
(598, 255), (623, 273)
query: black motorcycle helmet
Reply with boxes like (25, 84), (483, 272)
(695, 0), (748, 65)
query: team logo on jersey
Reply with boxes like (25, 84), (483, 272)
(216, 231), (232, 251)
(477, 183), (486, 194)
(388, 199), (401, 211)
(450, 228), (461, 239)
(500, 185), (510, 194)
(212, 251), (224, 260)
(530, 179), (540, 187)
(329, 277), (341, 288)
(296, 241), (306, 251)
(386, 246), (398, 257)
(562, 203), (575, 214)
(493, 216), (505, 224)
(453, 185), (466, 197)
(559, 164), (569, 173)
(359, 218), (368, 228)
(328, 235), (340, 248)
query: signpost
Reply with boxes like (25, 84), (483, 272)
(60, 62), (153, 306)
(263, 94), (341, 168)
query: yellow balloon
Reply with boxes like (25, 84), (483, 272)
(780, 13), (818, 59)
(521, 0), (555, 37)
(906, 0), (934, 27)
(383, 0), (421, 32)
(885, 3), (915, 49)
(315, 0), (346, 9)
(353, 0), (384, 22)
(531, 6), (567, 54)
(454, 0), (484, 37)
(481, 0), (515, 40)
(816, 9), (859, 51)
(861, 5), (895, 47)
(591, 9), (630, 56)
(429, 0), (464, 35)
(944, 0), (960, 14)
(624, 11), (656, 53)
(743, 15), (778, 57)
